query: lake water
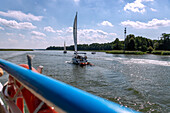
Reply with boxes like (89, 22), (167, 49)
(0, 51), (170, 112)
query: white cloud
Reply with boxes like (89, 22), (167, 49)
(121, 18), (170, 29)
(98, 21), (114, 27)
(66, 27), (73, 33)
(0, 18), (37, 29)
(73, 0), (80, 5)
(31, 31), (46, 37)
(61, 27), (117, 44)
(44, 26), (55, 33)
(31, 36), (45, 40)
(56, 30), (63, 33)
(74, 0), (80, 3)
(78, 29), (117, 43)
(6, 33), (14, 36)
(0, 10), (43, 21)
(8, 38), (18, 43)
(109, 33), (117, 36)
(19, 34), (25, 38)
(79, 29), (108, 37)
(124, 0), (154, 13)
(0, 26), (4, 30)
(26, 27), (117, 47)
(150, 8), (157, 12)
(119, 0), (124, 3)
(44, 26), (64, 34)
(142, 0), (154, 2)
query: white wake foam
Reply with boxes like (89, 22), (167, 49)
(123, 58), (170, 67)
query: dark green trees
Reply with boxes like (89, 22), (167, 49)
(156, 33), (170, 50)
(46, 33), (170, 51)
(128, 38), (135, 50)
(112, 38), (123, 50)
(124, 34), (152, 51)
(125, 34), (135, 50)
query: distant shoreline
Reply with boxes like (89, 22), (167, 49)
(0, 49), (169, 55)
(45, 50), (170, 55)
(0, 49), (34, 51)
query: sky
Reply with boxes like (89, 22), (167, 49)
(0, 0), (170, 49)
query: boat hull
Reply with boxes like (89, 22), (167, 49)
(91, 52), (96, 54)
(72, 57), (88, 66)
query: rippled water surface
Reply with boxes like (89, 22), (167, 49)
(0, 51), (170, 112)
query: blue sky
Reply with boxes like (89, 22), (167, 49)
(0, 0), (170, 49)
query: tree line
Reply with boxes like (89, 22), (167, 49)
(46, 33), (170, 51)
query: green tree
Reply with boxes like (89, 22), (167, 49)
(153, 41), (159, 50)
(135, 36), (142, 50)
(113, 38), (122, 50)
(128, 38), (135, 50)
(141, 45), (147, 52)
(125, 34), (135, 50)
(147, 46), (154, 53)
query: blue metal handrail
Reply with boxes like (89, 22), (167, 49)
(0, 58), (139, 113)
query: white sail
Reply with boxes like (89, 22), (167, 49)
(64, 41), (66, 51)
(73, 12), (77, 53)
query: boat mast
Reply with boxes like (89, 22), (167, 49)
(73, 12), (78, 54)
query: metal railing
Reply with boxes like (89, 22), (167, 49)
(0, 58), (139, 113)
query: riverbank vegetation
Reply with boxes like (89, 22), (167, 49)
(46, 33), (170, 55)
(0, 49), (33, 51)
(151, 51), (170, 55)
(106, 50), (146, 55)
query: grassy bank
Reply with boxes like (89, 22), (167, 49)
(106, 50), (170, 55)
(0, 49), (33, 51)
(151, 51), (170, 55)
(106, 50), (146, 55)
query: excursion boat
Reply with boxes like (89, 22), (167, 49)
(72, 12), (89, 66)
(0, 55), (139, 113)
(63, 41), (67, 54)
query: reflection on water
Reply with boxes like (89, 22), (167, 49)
(0, 51), (170, 113)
